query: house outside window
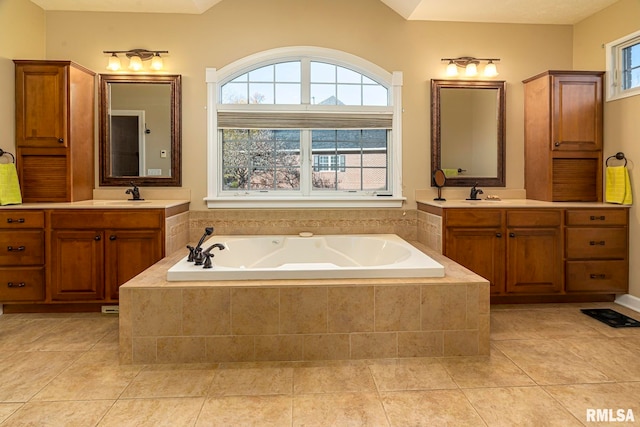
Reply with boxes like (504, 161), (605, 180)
(606, 29), (640, 101)
(205, 47), (404, 208)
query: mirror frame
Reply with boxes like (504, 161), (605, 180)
(99, 73), (182, 186)
(430, 79), (506, 187)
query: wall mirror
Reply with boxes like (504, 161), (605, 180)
(99, 74), (182, 186)
(431, 79), (506, 187)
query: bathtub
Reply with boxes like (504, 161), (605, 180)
(166, 233), (444, 281)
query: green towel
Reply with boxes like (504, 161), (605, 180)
(0, 163), (22, 205)
(605, 166), (632, 205)
(442, 168), (459, 178)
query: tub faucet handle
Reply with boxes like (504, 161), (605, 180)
(202, 243), (225, 269)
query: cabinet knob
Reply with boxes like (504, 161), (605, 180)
(554, 142), (560, 147)
(7, 246), (25, 252)
(6, 218), (25, 224)
(109, 235), (117, 241)
(57, 138), (64, 143)
(496, 233), (502, 238)
(509, 232), (515, 238)
(95, 235), (101, 241)
(8, 282), (26, 288)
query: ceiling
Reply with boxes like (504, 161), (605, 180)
(29, 0), (620, 24)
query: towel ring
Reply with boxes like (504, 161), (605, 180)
(606, 152), (627, 167)
(0, 148), (15, 163)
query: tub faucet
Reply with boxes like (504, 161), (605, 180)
(125, 181), (143, 200)
(467, 183), (484, 200)
(202, 243), (225, 269)
(187, 227), (214, 263)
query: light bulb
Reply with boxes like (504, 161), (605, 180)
(445, 61), (458, 77)
(128, 56), (143, 71)
(465, 62), (478, 76)
(484, 61), (499, 77)
(150, 53), (163, 71)
(106, 54), (121, 71)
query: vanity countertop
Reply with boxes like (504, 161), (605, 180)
(417, 198), (631, 209)
(0, 200), (190, 210)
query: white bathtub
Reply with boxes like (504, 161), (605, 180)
(166, 233), (444, 281)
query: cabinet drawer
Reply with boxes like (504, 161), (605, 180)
(0, 211), (45, 229)
(565, 228), (627, 259)
(565, 261), (628, 293)
(50, 210), (164, 229)
(0, 230), (44, 265)
(445, 209), (502, 227)
(0, 267), (45, 301)
(507, 210), (561, 227)
(565, 209), (627, 226)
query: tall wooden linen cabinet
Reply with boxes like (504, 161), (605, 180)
(523, 70), (604, 202)
(14, 60), (95, 202)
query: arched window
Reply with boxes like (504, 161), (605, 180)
(205, 47), (403, 208)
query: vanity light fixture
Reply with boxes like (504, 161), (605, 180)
(442, 57), (500, 78)
(102, 49), (168, 71)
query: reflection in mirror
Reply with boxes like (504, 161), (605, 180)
(431, 79), (505, 187)
(433, 169), (446, 201)
(99, 74), (181, 186)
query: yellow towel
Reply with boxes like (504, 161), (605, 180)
(442, 168), (459, 178)
(605, 166), (632, 205)
(0, 163), (22, 205)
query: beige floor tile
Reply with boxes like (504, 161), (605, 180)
(494, 339), (612, 385)
(0, 351), (81, 402)
(559, 336), (640, 382)
(293, 365), (376, 394)
(0, 403), (23, 423)
(208, 366), (293, 396)
(441, 345), (536, 388)
(121, 366), (216, 398)
(293, 392), (388, 427)
(25, 318), (118, 351)
(380, 389), (484, 427)
(463, 386), (583, 427)
(490, 309), (605, 341)
(0, 319), (64, 351)
(196, 395), (292, 427)
(368, 358), (457, 391)
(98, 397), (204, 427)
(544, 382), (640, 426)
(2, 400), (114, 427)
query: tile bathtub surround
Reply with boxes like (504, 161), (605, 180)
(119, 243), (490, 364)
(188, 208), (418, 242)
(1, 303), (640, 426)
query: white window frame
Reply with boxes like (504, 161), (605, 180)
(605, 29), (640, 101)
(205, 46), (404, 208)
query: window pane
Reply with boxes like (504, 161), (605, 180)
(337, 84), (362, 105)
(222, 129), (300, 191)
(363, 85), (388, 106)
(275, 83), (301, 104)
(362, 168), (387, 190)
(623, 42), (640, 90)
(311, 84), (337, 105)
(249, 83), (274, 104)
(337, 66), (361, 84)
(311, 62), (336, 83)
(275, 61), (301, 82)
(249, 64), (274, 82)
(312, 171), (338, 190)
(221, 82), (248, 104)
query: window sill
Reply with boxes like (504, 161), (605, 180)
(204, 196), (405, 209)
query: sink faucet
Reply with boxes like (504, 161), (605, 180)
(467, 183), (484, 200)
(125, 181), (143, 200)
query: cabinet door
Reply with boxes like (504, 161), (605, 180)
(506, 227), (562, 293)
(445, 227), (505, 294)
(15, 63), (68, 148)
(50, 230), (104, 301)
(105, 229), (163, 300)
(551, 74), (602, 151)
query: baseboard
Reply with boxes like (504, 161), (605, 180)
(615, 294), (640, 313)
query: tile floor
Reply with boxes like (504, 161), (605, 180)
(0, 302), (639, 426)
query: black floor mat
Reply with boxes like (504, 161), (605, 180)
(581, 308), (640, 328)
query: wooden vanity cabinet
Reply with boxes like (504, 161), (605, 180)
(48, 210), (163, 303)
(14, 60), (95, 202)
(523, 71), (604, 202)
(0, 211), (45, 302)
(564, 209), (628, 293)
